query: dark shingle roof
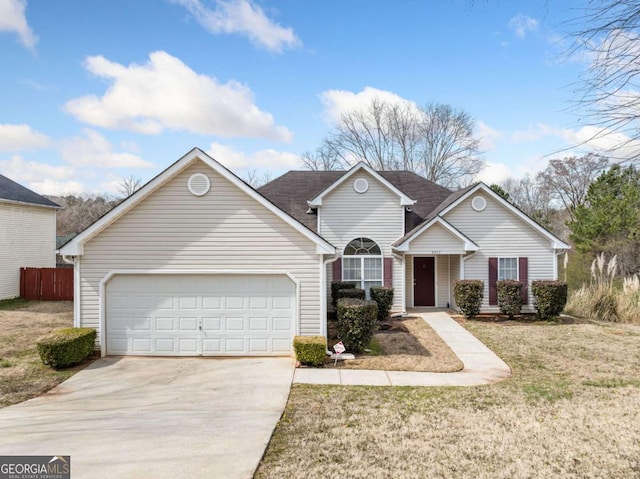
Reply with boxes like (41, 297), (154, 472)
(0, 174), (59, 208)
(258, 169), (454, 234)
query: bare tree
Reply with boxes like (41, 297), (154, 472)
(118, 175), (142, 198)
(570, 1), (640, 159)
(242, 169), (273, 188)
(306, 98), (483, 187)
(500, 174), (557, 232)
(536, 154), (609, 221)
(416, 103), (483, 187)
(48, 194), (119, 236)
(300, 144), (345, 171)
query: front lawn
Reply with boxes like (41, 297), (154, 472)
(0, 300), (88, 408)
(256, 318), (640, 479)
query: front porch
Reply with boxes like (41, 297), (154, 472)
(405, 254), (461, 309)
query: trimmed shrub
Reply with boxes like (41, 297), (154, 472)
(37, 327), (96, 369)
(370, 286), (394, 321)
(293, 336), (327, 367)
(331, 281), (355, 306)
(497, 280), (523, 319)
(453, 280), (484, 318)
(531, 280), (568, 319)
(336, 298), (378, 353)
(337, 288), (366, 301)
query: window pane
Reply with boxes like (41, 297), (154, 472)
(498, 258), (518, 280)
(344, 237), (381, 255)
(363, 257), (382, 280)
(363, 280), (383, 299)
(343, 257), (361, 281)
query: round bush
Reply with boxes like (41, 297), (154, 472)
(453, 280), (484, 318)
(336, 298), (378, 352)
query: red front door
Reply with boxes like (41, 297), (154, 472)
(414, 257), (435, 306)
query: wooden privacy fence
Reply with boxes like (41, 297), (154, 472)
(20, 267), (74, 301)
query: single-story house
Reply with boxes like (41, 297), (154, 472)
(0, 174), (59, 300)
(59, 148), (569, 357)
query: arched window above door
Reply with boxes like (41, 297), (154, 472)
(342, 237), (383, 295)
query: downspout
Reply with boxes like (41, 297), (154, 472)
(391, 250), (407, 316)
(62, 255), (80, 328)
(322, 253), (341, 353)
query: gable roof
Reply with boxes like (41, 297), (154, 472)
(394, 182), (570, 250)
(59, 148), (335, 256)
(258, 169), (452, 234)
(0, 174), (59, 209)
(307, 163), (416, 207)
(392, 216), (479, 252)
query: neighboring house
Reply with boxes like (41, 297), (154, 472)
(0, 174), (59, 300)
(60, 148), (569, 357)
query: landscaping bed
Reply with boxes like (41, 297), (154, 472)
(0, 299), (94, 408)
(326, 315), (463, 372)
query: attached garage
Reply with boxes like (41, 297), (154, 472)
(105, 274), (296, 356)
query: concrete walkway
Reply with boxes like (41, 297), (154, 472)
(293, 311), (511, 386)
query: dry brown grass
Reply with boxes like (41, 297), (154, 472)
(329, 317), (462, 372)
(0, 300), (87, 408)
(256, 319), (640, 479)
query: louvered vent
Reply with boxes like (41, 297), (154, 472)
(188, 173), (211, 196)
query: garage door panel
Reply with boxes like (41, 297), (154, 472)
(106, 274), (294, 356)
(249, 317), (268, 331)
(202, 317), (221, 331)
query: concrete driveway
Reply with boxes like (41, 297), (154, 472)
(0, 357), (294, 479)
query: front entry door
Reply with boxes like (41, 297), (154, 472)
(414, 257), (435, 306)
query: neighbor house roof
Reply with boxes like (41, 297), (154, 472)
(0, 174), (59, 208)
(258, 169), (452, 234)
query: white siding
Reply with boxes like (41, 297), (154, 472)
(0, 203), (56, 300)
(450, 255), (460, 308)
(407, 223), (466, 253)
(319, 171), (405, 311)
(79, 161), (322, 341)
(445, 191), (555, 312)
(437, 256), (449, 307)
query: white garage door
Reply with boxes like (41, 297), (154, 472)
(105, 274), (295, 356)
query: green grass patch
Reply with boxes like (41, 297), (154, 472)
(366, 337), (384, 355)
(583, 378), (640, 388)
(0, 298), (29, 310)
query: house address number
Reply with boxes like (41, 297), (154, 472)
(431, 251), (441, 254)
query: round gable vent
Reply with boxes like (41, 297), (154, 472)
(353, 178), (369, 194)
(188, 173), (211, 196)
(471, 195), (486, 212)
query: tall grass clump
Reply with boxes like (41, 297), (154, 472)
(565, 253), (640, 323)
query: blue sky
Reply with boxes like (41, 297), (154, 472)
(0, 0), (618, 196)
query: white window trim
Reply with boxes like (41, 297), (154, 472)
(342, 255), (384, 291)
(498, 257), (519, 281)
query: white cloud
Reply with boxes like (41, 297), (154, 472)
(65, 51), (292, 141)
(562, 125), (640, 160)
(511, 123), (560, 143)
(60, 129), (154, 169)
(0, 155), (84, 194)
(170, 0), (300, 52)
(476, 121), (503, 151)
(0, 124), (50, 151)
(0, 0), (37, 49)
(320, 86), (421, 124)
(475, 161), (513, 184)
(207, 142), (301, 171)
(508, 14), (538, 39)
